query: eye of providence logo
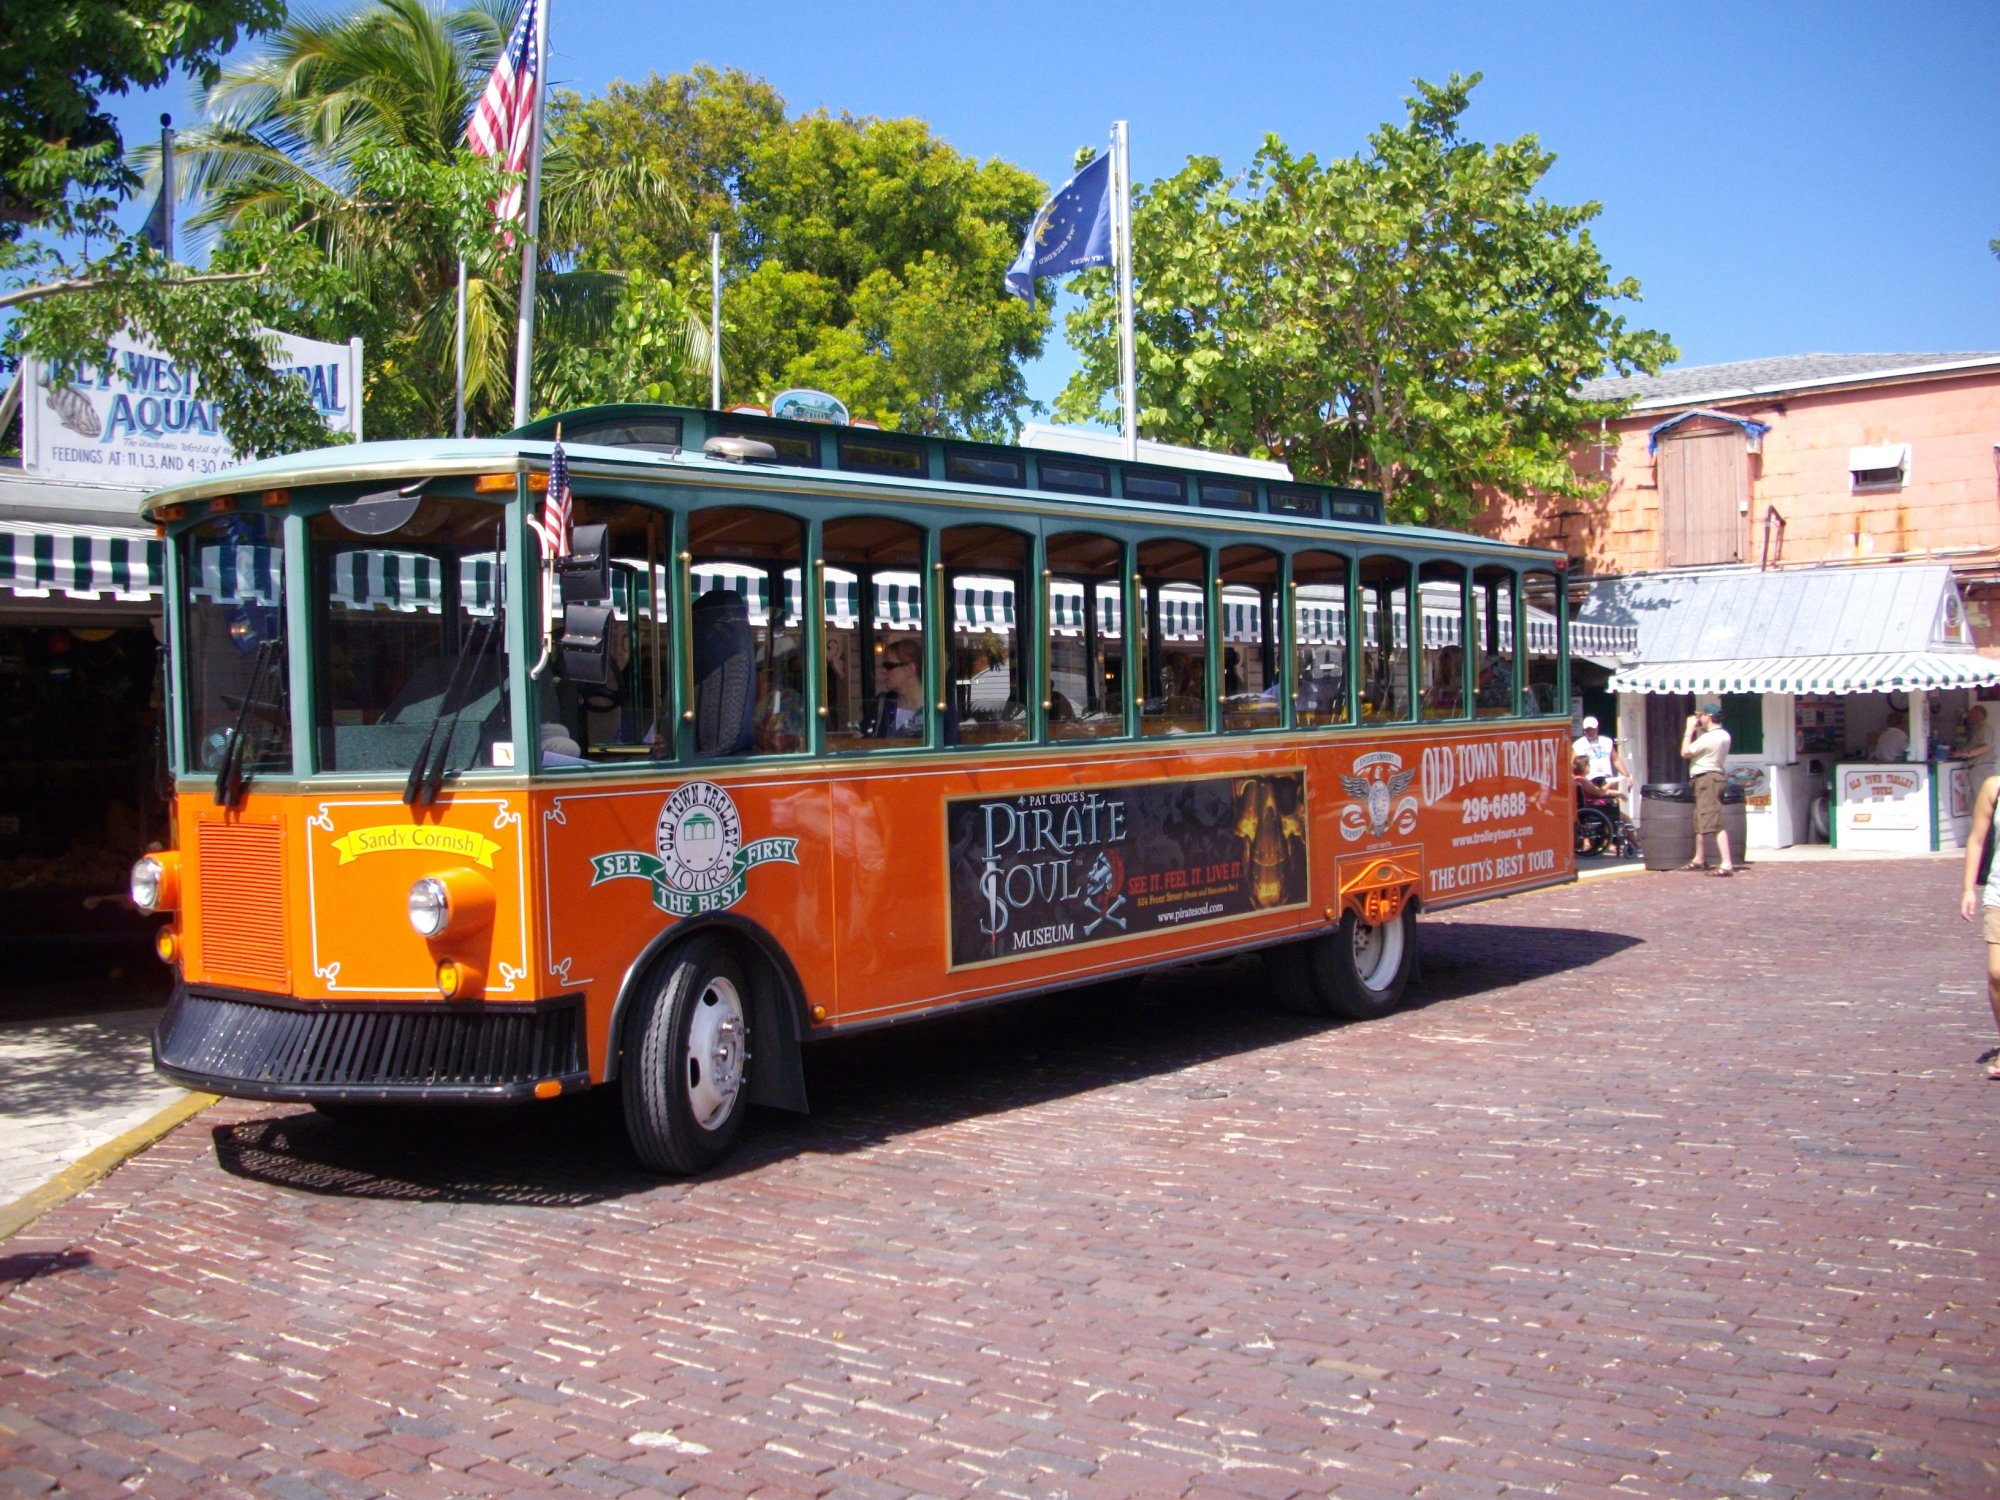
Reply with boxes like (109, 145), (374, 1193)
(590, 781), (798, 917)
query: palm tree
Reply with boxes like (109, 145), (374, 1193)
(171, 0), (687, 436)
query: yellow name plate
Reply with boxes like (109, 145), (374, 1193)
(331, 825), (501, 868)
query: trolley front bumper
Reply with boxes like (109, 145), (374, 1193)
(153, 986), (590, 1104)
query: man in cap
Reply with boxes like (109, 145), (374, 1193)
(1680, 699), (1735, 875)
(1572, 714), (1628, 794)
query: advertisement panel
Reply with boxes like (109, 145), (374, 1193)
(22, 329), (363, 488)
(946, 772), (1309, 969)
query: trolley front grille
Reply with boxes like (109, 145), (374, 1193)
(195, 822), (289, 987)
(156, 990), (585, 1100)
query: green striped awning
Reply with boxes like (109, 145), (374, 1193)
(0, 524), (163, 600)
(1610, 651), (2000, 696)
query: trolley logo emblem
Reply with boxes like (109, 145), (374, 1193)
(590, 781), (798, 917)
(1339, 752), (1420, 841)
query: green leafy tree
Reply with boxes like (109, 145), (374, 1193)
(171, 0), (681, 436)
(0, 0), (282, 238)
(6, 219), (350, 459)
(547, 65), (782, 274)
(550, 74), (1049, 438)
(537, 268), (711, 412)
(1057, 75), (1674, 526)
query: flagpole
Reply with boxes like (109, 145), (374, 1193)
(710, 230), (722, 410)
(1111, 120), (1138, 461)
(510, 0), (550, 431)
(159, 116), (176, 263)
(454, 259), (468, 438)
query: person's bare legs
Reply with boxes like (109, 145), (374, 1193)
(1986, 941), (2000, 1078)
(1716, 828), (1734, 875)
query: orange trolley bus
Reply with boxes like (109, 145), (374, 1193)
(135, 404), (1580, 1173)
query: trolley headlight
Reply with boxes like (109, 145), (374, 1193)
(130, 852), (180, 912)
(407, 876), (451, 937)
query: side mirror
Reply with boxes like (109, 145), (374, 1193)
(559, 603), (614, 685)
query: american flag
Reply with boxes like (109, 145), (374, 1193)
(542, 437), (571, 557)
(465, 0), (541, 233)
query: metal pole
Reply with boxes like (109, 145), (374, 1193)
(1113, 120), (1138, 462)
(711, 230), (722, 410)
(454, 258), (468, 438)
(510, 0), (550, 429)
(159, 116), (176, 263)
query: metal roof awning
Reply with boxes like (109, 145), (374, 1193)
(1611, 651), (2000, 696)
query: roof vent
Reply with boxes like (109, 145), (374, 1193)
(703, 435), (778, 465)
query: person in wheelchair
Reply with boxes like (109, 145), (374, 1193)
(1574, 753), (1627, 857)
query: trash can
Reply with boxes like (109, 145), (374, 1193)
(1641, 783), (1693, 870)
(1641, 780), (1749, 870)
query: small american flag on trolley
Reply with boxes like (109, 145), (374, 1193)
(465, 0), (541, 234)
(542, 436), (571, 557)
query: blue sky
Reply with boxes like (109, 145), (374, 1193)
(102, 0), (2000, 412)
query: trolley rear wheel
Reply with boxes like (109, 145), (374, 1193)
(621, 935), (753, 1174)
(1268, 905), (1418, 1020)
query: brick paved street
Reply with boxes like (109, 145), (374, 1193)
(1, 857), (1995, 1498)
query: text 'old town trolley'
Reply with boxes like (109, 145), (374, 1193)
(134, 402), (1579, 1172)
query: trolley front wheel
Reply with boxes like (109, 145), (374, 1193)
(622, 935), (753, 1174)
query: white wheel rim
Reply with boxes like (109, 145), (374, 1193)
(1351, 915), (1404, 992)
(685, 976), (746, 1130)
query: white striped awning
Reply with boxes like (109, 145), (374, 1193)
(1610, 651), (2000, 696)
(1, 524), (164, 601)
(191, 540), (281, 606)
(325, 550), (500, 616)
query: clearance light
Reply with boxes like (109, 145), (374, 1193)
(156, 504), (187, 521)
(209, 496), (236, 513)
(155, 930), (179, 965)
(261, 488), (290, 508)
(473, 472), (548, 494)
(436, 958), (463, 999)
(533, 1079), (563, 1100)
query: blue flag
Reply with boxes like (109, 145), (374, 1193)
(1005, 150), (1113, 305)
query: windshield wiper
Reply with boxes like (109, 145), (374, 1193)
(213, 636), (282, 807)
(403, 539), (506, 808)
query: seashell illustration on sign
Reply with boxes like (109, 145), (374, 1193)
(38, 370), (103, 438)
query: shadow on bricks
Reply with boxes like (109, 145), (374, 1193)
(208, 917), (1642, 1201)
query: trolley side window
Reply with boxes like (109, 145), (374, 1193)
(1292, 550), (1351, 729)
(1046, 530), (1126, 740)
(1359, 554), (1413, 725)
(183, 511), (291, 778)
(687, 507), (806, 758)
(537, 498), (671, 769)
(1522, 568), (1566, 716)
(1473, 565), (1519, 717)
(1138, 537), (1209, 738)
(823, 516), (928, 752)
(1219, 544), (1281, 733)
(944, 525), (1030, 746)
(1419, 560), (1468, 721)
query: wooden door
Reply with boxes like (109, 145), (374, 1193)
(1657, 428), (1745, 567)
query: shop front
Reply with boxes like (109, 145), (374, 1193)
(0, 477), (168, 937)
(1578, 564), (2000, 852)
